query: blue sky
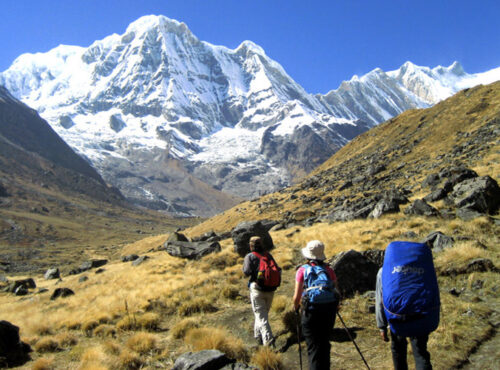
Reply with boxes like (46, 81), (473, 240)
(1, 0), (499, 94)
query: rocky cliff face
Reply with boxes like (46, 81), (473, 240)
(1, 15), (499, 216)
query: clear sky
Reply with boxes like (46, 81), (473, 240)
(1, 0), (499, 94)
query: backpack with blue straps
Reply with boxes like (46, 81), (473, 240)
(302, 263), (339, 309)
(382, 241), (440, 337)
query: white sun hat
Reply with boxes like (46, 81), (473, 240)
(301, 240), (326, 261)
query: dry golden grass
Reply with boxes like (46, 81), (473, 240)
(31, 357), (55, 370)
(251, 346), (284, 370)
(33, 337), (61, 353)
(271, 294), (289, 314)
(78, 347), (110, 370)
(171, 318), (200, 339)
(178, 297), (217, 316)
(184, 326), (249, 362)
(116, 349), (143, 369)
(93, 324), (117, 338)
(125, 332), (160, 354)
(435, 242), (486, 270)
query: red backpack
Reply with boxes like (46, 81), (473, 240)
(252, 252), (281, 291)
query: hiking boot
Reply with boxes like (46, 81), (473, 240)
(265, 337), (276, 348)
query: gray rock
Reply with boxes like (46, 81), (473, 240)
(173, 350), (233, 370)
(164, 241), (221, 260)
(361, 250), (385, 268)
(50, 288), (75, 300)
(132, 256), (149, 266)
(330, 250), (379, 298)
(121, 254), (139, 262)
(369, 198), (400, 218)
(0, 320), (31, 367)
(231, 221), (274, 257)
(456, 207), (485, 221)
(167, 232), (190, 243)
(404, 199), (439, 216)
(450, 176), (500, 214)
(79, 276), (89, 283)
(80, 259), (108, 272)
(44, 267), (60, 280)
(421, 231), (454, 252)
(6, 278), (36, 293)
(424, 188), (447, 202)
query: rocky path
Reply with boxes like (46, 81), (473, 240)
(459, 306), (499, 369)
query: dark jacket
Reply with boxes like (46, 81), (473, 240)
(243, 252), (260, 286)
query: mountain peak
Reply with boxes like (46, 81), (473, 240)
(236, 40), (266, 55)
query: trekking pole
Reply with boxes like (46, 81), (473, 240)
(336, 311), (371, 370)
(295, 310), (303, 370)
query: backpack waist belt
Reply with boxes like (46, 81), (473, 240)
(305, 286), (331, 292)
(383, 301), (440, 322)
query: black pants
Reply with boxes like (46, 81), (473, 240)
(301, 303), (337, 370)
(390, 331), (432, 370)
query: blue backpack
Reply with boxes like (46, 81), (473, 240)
(382, 241), (440, 337)
(302, 264), (338, 306)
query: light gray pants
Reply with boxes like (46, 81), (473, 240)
(249, 282), (274, 345)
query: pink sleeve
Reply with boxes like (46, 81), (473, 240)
(296, 266), (305, 283)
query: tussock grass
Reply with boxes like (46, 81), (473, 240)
(93, 324), (117, 338)
(78, 347), (110, 370)
(251, 346), (284, 370)
(33, 337), (61, 353)
(178, 297), (217, 316)
(171, 318), (200, 339)
(271, 295), (288, 314)
(31, 357), (55, 370)
(116, 349), (143, 369)
(435, 242), (486, 270)
(184, 326), (248, 362)
(126, 332), (160, 354)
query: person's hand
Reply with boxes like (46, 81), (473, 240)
(380, 329), (389, 342)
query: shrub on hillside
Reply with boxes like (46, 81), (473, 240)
(184, 327), (248, 362)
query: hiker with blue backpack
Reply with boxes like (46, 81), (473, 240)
(293, 240), (340, 370)
(376, 241), (440, 370)
(243, 236), (281, 347)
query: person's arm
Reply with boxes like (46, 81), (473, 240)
(242, 254), (253, 277)
(375, 268), (389, 342)
(293, 268), (304, 312)
(293, 280), (303, 312)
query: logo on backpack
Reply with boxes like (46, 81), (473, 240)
(302, 264), (338, 306)
(253, 252), (281, 291)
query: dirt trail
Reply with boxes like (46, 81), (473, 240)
(460, 304), (500, 370)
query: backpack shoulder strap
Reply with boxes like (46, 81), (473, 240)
(252, 251), (262, 259)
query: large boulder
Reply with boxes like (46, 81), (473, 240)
(0, 321), (31, 366)
(330, 250), (379, 298)
(231, 221), (274, 257)
(164, 241), (221, 260)
(449, 176), (500, 214)
(421, 231), (454, 252)
(404, 199), (439, 217)
(173, 350), (233, 370)
(167, 232), (190, 243)
(369, 198), (400, 218)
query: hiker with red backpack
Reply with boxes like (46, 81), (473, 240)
(376, 241), (440, 370)
(243, 236), (281, 347)
(293, 240), (340, 370)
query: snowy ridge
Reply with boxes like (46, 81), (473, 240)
(1, 14), (499, 216)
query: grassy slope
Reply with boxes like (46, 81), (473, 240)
(1, 82), (499, 369)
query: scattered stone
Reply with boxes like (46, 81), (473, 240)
(471, 280), (484, 290)
(80, 259), (108, 272)
(6, 278), (36, 293)
(424, 188), (447, 202)
(95, 268), (105, 274)
(369, 198), (400, 218)
(79, 276), (89, 283)
(51, 288), (75, 300)
(44, 267), (60, 280)
(421, 231), (454, 252)
(466, 258), (498, 274)
(449, 288), (462, 297)
(14, 286), (28, 296)
(164, 241), (221, 260)
(456, 208), (485, 221)
(121, 254), (139, 262)
(330, 250), (379, 297)
(173, 350), (233, 370)
(404, 199), (439, 216)
(167, 232), (190, 243)
(401, 231), (418, 239)
(0, 321), (31, 367)
(231, 220), (274, 257)
(37, 288), (49, 294)
(132, 256), (149, 266)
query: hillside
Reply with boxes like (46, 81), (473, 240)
(188, 81), (500, 235)
(0, 83), (498, 369)
(0, 87), (196, 275)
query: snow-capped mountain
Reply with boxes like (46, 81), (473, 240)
(1, 15), (499, 216)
